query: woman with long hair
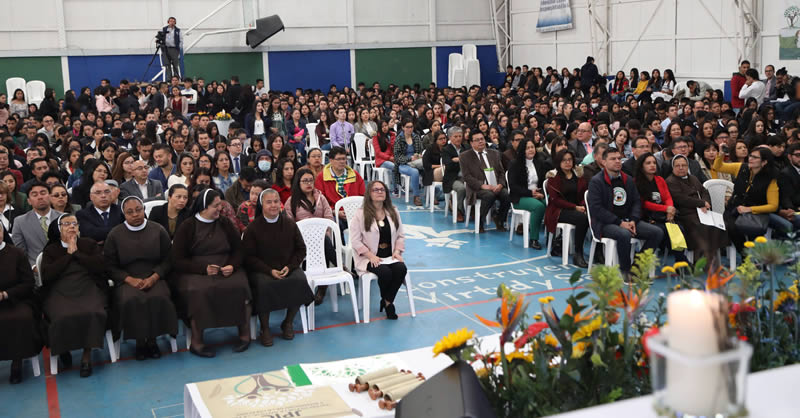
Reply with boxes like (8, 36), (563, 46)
(71, 160), (110, 208)
(373, 118), (397, 174)
(508, 138), (549, 249)
(634, 153), (687, 263)
(49, 184), (78, 215)
(266, 96), (285, 136)
(168, 153), (196, 188)
(211, 151), (237, 193)
(9, 89), (27, 117)
(315, 110), (331, 147)
(148, 184), (190, 238)
(267, 134), (284, 158)
(1, 171), (31, 212)
(611, 71), (629, 104)
(271, 158), (294, 203)
(301, 148), (324, 180)
(543, 150), (589, 267)
(246, 100), (267, 143)
(349, 180), (407, 320)
(111, 152), (135, 184)
(696, 142), (733, 184)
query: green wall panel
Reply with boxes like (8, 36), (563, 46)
(0, 57), (64, 98)
(183, 52), (263, 85)
(355, 47), (431, 88)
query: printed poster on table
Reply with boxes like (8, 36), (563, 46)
(780, 0), (800, 59)
(536, 0), (573, 33)
(194, 371), (352, 418)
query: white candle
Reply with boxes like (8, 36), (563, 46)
(665, 290), (727, 416)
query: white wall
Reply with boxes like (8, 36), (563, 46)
(510, 0), (798, 83)
(0, 0), (495, 56)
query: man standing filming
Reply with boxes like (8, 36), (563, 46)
(162, 17), (181, 79)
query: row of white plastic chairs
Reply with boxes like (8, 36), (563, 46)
(6, 77), (46, 107)
(20, 197), (416, 377)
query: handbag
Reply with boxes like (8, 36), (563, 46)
(734, 213), (769, 234)
(665, 222), (687, 251)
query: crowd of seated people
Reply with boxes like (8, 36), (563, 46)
(2, 56), (800, 383)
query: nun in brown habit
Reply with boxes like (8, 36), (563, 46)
(103, 196), (178, 361)
(40, 213), (108, 378)
(171, 188), (252, 358)
(0, 221), (42, 384)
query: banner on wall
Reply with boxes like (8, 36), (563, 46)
(780, 0), (800, 59)
(536, 0), (573, 32)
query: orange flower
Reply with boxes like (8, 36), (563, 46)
(475, 285), (529, 345)
(609, 289), (643, 314)
(563, 303), (593, 323)
(606, 310), (620, 324)
(706, 265), (735, 290)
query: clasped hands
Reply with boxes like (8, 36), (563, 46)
(124, 273), (160, 290)
(368, 251), (403, 268)
(270, 266), (290, 280)
(206, 264), (234, 277)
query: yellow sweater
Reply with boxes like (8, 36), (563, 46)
(712, 156), (778, 214)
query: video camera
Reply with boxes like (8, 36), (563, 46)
(155, 30), (166, 46)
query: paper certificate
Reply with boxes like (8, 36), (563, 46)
(194, 371), (352, 418)
(697, 208), (726, 230)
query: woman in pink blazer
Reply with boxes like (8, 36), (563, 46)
(349, 180), (406, 320)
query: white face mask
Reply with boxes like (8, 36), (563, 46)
(591, 103), (599, 109)
(258, 161), (271, 172)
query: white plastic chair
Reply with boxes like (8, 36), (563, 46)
(306, 122), (318, 149)
(360, 271), (417, 323)
(452, 69), (466, 89)
(297, 218), (360, 330)
(36, 254), (119, 372)
(6, 77), (26, 104)
(543, 179), (576, 265)
(585, 191), (643, 270)
(334, 196), (365, 274)
(26, 80), (46, 107)
(350, 133), (374, 180)
(465, 59), (481, 88)
(448, 54), (464, 88)
(505, 171), (530, 248)
(144, 200), (167, 217)
(703, 179), (737, 271)
(462, 44), (477, 61)
(425, 159), (449, 215)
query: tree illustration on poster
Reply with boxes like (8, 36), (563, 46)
(780, 2), (800, 60)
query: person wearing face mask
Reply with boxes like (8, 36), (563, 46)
(0, 221), (43, 384)
(242, 189), (314, 346)
(40, 214), (108, 378)
(254, 149), (274, 183)
(171, 189), (252, 358)
(666, 154), (728, 266)
(103, 197), (177, 361)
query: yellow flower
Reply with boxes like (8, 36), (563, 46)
(618, 334), (625, 345)
(673, 261), (690, 269)
(773, 291), (794, 311)
(475, 367), (490, 378)
(673, 284), (681, 290)
(571, 342), (589, 358)
(744, 241), (755, 248)
(538, 296), (555, 304)
(755, 236), (768, 244)
(432, 328), (474, 357)
(661, 266), (676, 274)
(572, 316), (605, 342)
(505, 351), (534, 363)
(533, 314), (543, 320)
(544, 334), (559, 348)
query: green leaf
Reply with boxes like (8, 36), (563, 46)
(570, 270), (582, 285)
(566, 369), (581, 382)
(591, 353), (608, 368)
(575, 291), (590, 300)
(693, 257), (708, 276)
(559, 313), (575, 329)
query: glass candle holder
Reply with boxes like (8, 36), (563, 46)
(648, 332), (753, 418)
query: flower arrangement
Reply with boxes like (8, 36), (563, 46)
(433, 235), (800, 417)
(215, 110), (232, 121)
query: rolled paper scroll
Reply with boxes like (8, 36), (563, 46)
(382, 379), (424, 402)
(355, 367), (398, 385)
(371, 372), (418, 391)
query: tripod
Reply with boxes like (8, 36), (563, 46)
(142, 42), (166, 83)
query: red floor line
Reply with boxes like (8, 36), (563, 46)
(42, 347), (61, 418)
(40, 285), (581, 417)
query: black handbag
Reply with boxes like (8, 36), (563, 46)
(734, 213), (769, 233)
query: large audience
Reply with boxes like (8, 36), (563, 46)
(1, 55), (799, 384)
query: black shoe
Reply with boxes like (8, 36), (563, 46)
(79, 362), (92, 378)
(385, 303), (398, 320)
(135, 344), (147, 361)
(314, 286), (327, 306)
(9, 361), (22, 384)
(59, 352), (72, 369)
(260, 330), (274, 347)
(281, 320), (295, 340)
(189, 346), (216, 358)
(147, 341), (161, 359)
(233, 339), (250, 353)
(379, 299), (386, 312)
(529, 240), (542, 250)
(573, 253), (588, 268)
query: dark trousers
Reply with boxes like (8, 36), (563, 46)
(366, 262), (407, 303)
(476, 188), (510, 227)
(724, 213), (769, 252)
(162, 46), (180, 79)
(601, 221), (663, 273)
(557, 209), (589, 255)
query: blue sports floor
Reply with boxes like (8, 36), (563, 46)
(2, 197), (677, 418)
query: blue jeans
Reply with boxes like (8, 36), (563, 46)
(601, 221), (664, 273)
(320, 143), (332, 150)
(769, 213), (800, 237)
(380, 161), (420, 197)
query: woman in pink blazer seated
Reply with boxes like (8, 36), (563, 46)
(349, 180), (406, 320)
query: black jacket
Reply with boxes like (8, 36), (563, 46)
(507, 157), (547, 204)
(75, 204), (123, 243)
(148, 204), (190, 238)
(441, 142), (468, 193)
(779, 165), (800, 210)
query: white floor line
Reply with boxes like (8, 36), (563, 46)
(408, 254), (548, 273)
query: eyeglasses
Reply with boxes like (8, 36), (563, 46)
(59, 221), (79, 227)
(51, 193), (68, 198)
(371, 188), (386, 193)
(230, 142), (242, 147)
(333, 157), (347, 162)
(300, 179), (314, 184)
(748, 155), (761, 160)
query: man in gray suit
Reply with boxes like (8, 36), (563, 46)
(119, 160), (164, 202)
(12, 181), (62, 267)
(569, 122), (594, 162)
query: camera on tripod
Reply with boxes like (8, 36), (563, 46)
(154, 30), (166, 46)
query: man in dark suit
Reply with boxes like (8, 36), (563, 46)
(225, 76), (243, 115)
(775, 143), (800, 234)
(442, 127), (469, 222)
(569, 121), (593, 162)
(228, 131), (250, 175)
(459, 130), (510, 232)
(150, 82), (168, 111)
(76, 182), (123, 245)
(622, 136), (651, 176)
(119, 160), (164, 202)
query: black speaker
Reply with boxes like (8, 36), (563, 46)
(246, 15), (284, 48)
(395, 361), (497, 418)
